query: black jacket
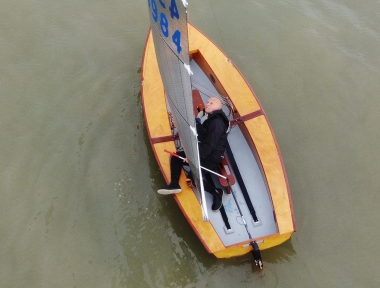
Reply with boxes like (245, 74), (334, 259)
(197, 109), (229, 165)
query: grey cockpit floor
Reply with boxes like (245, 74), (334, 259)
(190, 60), (278, 246)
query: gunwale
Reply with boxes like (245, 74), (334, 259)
(141, 23), (295, 258)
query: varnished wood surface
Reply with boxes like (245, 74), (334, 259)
(141, 25), (295, 257)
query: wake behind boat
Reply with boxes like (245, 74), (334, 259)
(141, 0), (295, 268)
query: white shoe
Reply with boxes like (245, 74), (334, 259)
(157, 184), (182, 195)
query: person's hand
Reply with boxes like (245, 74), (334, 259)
(183, 158), (188, 163)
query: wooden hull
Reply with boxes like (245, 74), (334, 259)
(141, 23), (295, 258)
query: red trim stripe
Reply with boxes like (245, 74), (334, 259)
(151, 135), (176, 144)
(230, 110), (263, 126)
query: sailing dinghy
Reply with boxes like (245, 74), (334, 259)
(141, 0), (295, 268)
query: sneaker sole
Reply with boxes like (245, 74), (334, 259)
(157, 188), (182, 195)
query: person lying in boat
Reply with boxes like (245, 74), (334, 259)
(157, 97), (230, 211)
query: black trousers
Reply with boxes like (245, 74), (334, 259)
(170, 151), (218, 194)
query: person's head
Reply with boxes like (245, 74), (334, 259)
(205, 97), (222, 113)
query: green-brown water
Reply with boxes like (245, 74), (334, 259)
(1, 1), (380, 287)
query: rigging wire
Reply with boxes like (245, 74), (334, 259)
(208, 0), (227, 51)
(205, 0), (237, 117)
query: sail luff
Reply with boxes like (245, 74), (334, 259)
(147, 0), (208, 221)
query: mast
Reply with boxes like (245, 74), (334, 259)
(147, 0), (208, 221)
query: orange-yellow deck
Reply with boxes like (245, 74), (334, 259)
(141, 24), (295, 258)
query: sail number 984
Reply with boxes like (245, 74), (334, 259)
(148, 0), (182, 54)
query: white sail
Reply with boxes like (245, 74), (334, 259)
(147, 0), (208, 221)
